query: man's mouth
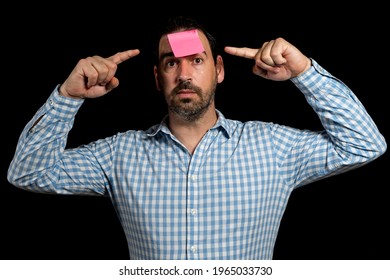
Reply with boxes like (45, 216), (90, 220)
(174, 81), (197, 96)
(177, 89), (196, 98)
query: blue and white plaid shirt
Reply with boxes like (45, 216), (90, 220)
(8, 60), (386, 259)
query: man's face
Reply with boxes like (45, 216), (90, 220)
(154, 30), (224, 121)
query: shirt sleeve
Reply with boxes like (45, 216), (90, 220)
(274, 59), (387, 188)
(7, 85), (109, 196)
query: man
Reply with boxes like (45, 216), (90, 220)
(7, 16), (386, 259)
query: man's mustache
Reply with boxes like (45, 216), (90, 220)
(173, 80), (201, 94)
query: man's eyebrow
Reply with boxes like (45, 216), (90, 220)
(159, 52), (175, 61)
(159, 51), (208, 62)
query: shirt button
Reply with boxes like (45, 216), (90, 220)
(190, 209), (197, 215)
(190, 245), (197, 253)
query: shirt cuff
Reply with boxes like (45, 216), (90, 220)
(43, 85), (85, 121)
(290, 59), (338, 96)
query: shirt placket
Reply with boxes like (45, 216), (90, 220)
(185, 129), (218, 259)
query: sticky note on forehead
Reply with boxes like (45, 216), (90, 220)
(167, 29), (204, 57)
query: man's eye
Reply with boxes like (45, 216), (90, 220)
(194, 57), (203, 64)
(167, 61), (176, 67)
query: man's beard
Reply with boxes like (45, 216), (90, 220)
(168, 80), (217, 122)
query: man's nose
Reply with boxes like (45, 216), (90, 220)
(177, 60), (192, 81)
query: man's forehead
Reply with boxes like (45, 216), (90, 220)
(164, 29), (205, 58)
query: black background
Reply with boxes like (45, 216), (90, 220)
(2, 13), (389, 260)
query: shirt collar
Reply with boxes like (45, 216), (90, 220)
(146, 109), (233, 139)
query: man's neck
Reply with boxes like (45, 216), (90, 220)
(168, 108), (218, 154)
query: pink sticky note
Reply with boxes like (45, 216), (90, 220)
(167, 29), (204, 57)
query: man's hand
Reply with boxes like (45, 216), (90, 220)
(224, 38), (311, 81)
(59, 49), (141, 99)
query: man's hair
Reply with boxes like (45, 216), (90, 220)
(154, 16), (218, 65)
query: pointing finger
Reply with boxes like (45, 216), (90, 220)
(224, 47), (258, 59)
(107, 49), (141, 65)
(88, 49), (140, 89)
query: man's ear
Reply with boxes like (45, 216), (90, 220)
(216, 55), (225, 84)
(153, 65), (161, 91)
